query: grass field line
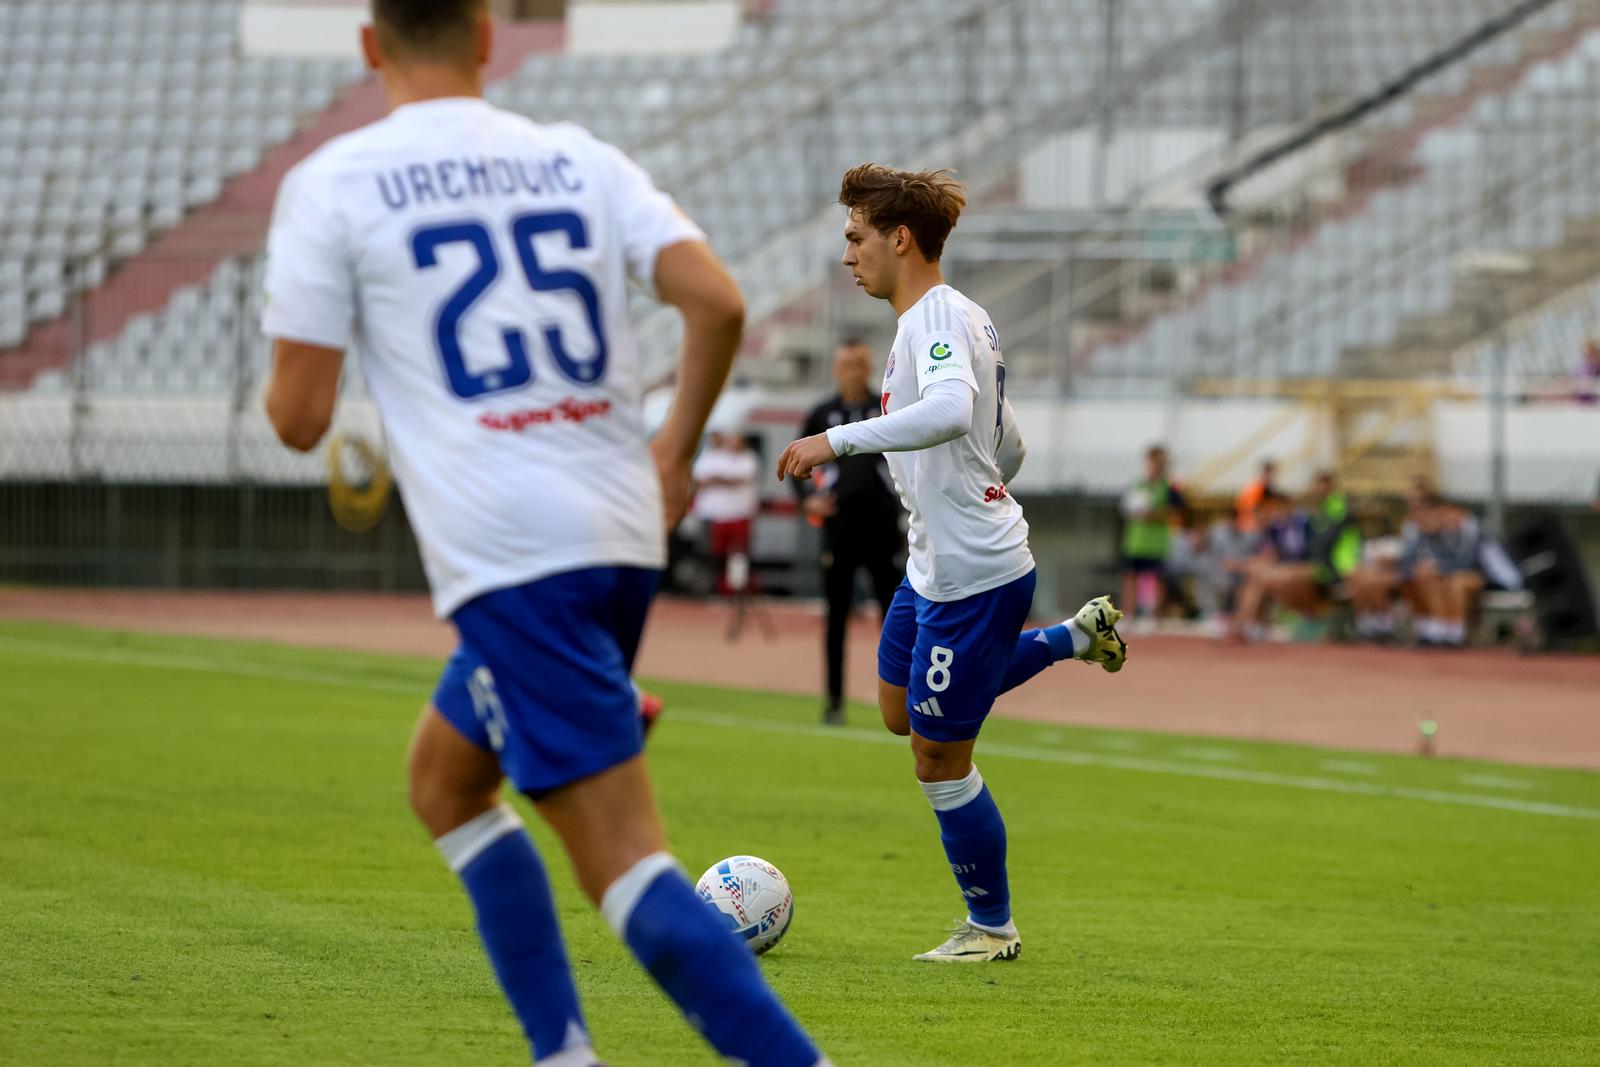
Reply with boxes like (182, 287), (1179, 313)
(667, 711), (1600, 822)
(7, 633), (1600, 823)
(0, 635), (433, 695)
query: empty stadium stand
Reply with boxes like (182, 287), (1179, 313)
(0, 0), (368, 349)
(1056, 2), (1600, 390)
(6, 0), (1599, 407)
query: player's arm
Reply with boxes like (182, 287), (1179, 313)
(777, 328), (978, 480)
(777, 380), (973, 480)
(996, 395), (1026, 483)
(259, 161), (353, 453)
(265, 341), (344, 451)
(652, 241), (745, 523)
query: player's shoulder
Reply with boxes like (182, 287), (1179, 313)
(301, 107), (418, 169)
(279, 112), (407, 202)
(942, 286), (995, 338)
(909, 285), (987, 342)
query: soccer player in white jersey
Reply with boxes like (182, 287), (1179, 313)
(260, 3), (829, 1064)
(777, 164), (1128, 963)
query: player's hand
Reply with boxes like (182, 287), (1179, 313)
(651, 438), (694, 529)
(776, 433), (837, 482)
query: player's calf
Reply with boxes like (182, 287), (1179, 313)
(913, 758), (1016, 959)
(541, 758), (830, 1067)
(410, 710), (596, 1066)
(602, 853), (827, 1066)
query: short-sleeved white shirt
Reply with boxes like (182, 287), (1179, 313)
(262, 98), (704, 617)
(880, 285), (1033, 602)
(690, 447), (760, 523)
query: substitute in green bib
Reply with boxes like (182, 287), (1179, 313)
(1120, 445), (1186, 620)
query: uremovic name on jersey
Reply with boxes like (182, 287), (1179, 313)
(377, 153), (584, 211)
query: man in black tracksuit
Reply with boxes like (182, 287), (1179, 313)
(794, 340), (905, 725)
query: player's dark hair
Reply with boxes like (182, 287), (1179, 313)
(839, 336), (867, 349)
(371, 0), (486, 64)
(838, 163), (967, 261)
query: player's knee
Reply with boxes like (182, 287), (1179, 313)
(406, 758), (495, 838)
(913, 749), (971, 783)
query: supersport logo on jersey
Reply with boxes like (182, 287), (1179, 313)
(477, 398), (613, 432)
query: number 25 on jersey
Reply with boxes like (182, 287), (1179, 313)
(411, 210), (608, 401)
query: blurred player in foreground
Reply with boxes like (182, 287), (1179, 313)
(777, 164), (1128, 962)
(261, 3), (828, 1064)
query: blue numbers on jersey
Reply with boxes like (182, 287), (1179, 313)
(994, 360), (1007, 451)
(409, 211), (608, 401)
(411, 222), (533, 400)
(511, 212), (608, 385)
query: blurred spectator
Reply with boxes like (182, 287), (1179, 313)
(691, 431), (760, 596)
(1576, 339), (1600, 404)
(1352, 486), (1524, 648)
(1405, 502), (1483, 648)
(1236, 458), (1278, 533)
(1120, 445), (1186, 620)
(1230, 491), (1307, 640)
(1348, 479), (1432, 641)
(1230, 474), (1358, 641)
(1169, 505), (1258, 635)
(1311, 471), (1362, 585)
(794, 339), (904, 726)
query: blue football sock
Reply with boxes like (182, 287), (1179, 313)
(998, 623), (1084, 695)
(920, 768), (1012, 930)
(603, 854), (822, 1067)
(437, 805), (593, 1063)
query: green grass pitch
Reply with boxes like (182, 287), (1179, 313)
(3, 621), (1599, 1065)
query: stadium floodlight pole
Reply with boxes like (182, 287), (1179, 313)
(1454, 250), (1533, 540)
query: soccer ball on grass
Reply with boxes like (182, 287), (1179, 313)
(695, 855), (794, 956)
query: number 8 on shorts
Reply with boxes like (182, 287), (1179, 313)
(925, 646), (955, 692)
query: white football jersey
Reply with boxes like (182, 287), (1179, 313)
(881, 285), (1033, 602)
(262, 98), (703, 617)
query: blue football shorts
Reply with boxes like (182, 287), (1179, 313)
(877, 569), (1037, 743)
(433, 566), (659, 797)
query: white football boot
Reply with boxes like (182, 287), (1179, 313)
(912, 920), (1022, 963)
(1072, 595), (1128, 673)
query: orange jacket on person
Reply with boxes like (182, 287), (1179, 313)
(1237, 478), (1269, 533)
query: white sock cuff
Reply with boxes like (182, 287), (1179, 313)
(919, 766), (985, 812)
(537, 1046), (598, 1067)
(600, 851), (681, 936)
(1064, 619), (1091, 658)
(435, 802), (524, 874)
